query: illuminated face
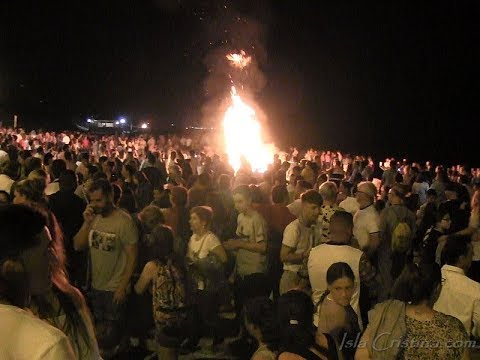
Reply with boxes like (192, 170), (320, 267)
(233, 193), (251, 214)
(89, 189), (111, 215)
(302, 202), (321, 225)
(328, 277), (355, 307)
(189, 212), (206, 234)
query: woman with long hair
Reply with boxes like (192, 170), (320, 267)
(135, 225), (187, 360)
(162, 186), (191, 257)
(277, 290), (339, 360)
(11, 179), (100, 358)
(355, 263), (468, 360)
(0, 205), (77, 359)
(316, 263), (360, 360)
(244, 297), (279, 360)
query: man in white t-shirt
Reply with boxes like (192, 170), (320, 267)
(280, 190), (322, 294)
(434, 236), (480, 338)
(306, 212), (376, 329)
(223, 185), (270, 319)
(353, 181), (381, 254)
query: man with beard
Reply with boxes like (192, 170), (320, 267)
(74, 179), (138, 357)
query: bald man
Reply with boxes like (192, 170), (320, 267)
(306, 211), (377, 329)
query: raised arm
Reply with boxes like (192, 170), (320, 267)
(73, 205), (95, 251)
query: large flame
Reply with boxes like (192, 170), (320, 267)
(223, 86), (273, 173)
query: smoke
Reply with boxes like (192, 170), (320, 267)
(194, 1), (270, 129)
(152, 0), (274, 148)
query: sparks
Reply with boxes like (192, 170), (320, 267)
(223, 86), (273, 173)
(226, 50), (252, 69)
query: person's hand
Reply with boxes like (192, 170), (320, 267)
(113, 286), (127, 305)
(83, 205), (96, 224)
(223, 239), (242, 250)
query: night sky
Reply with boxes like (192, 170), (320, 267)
(1, 1), (478, 164)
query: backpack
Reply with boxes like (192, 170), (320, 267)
(391, 209), (413, 253)
(152, 259), (187, 326)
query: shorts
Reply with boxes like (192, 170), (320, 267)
(155, 318), (187, 348)
(90, 288), (126, 322)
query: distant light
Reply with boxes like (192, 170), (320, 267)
(141, 123), (148, 129)
(119, 118), (126, 124)
(115, 121), (120, 125)
(170, 123), (174, 126)
(87, 118), (92, 123)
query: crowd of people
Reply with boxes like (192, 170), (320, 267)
(1, 125), (480, 360)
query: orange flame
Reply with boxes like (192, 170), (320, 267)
(223, 86), (273, 173)
(226, 50), (252, 69)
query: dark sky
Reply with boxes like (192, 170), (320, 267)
(1, 1), (479, 164)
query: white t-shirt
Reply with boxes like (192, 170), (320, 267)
(89, 209), (138, 291)
(353, 205), (381, 250)
(187, 231), (221, 260)
(339, 196), (360, 215)
(0, 174), (14, 194)
(0, 304), (76, 360)
(287, 199), (302, 218)
(282, 219), (314, 272)
(236, 210), (268, 275)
